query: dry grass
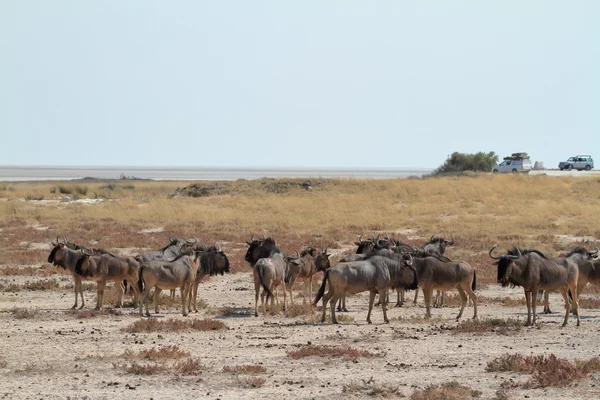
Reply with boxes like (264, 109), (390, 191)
(0, 358), (7, 368)
(577, 296), (600, 309)
(1, 279), (60, 292)
(240, 377), (266, 388)
(287, 345), (381, 360)
(223, 364), (267, 374)
(343, 377), (403, 397)
(122, 318), (227, 333)
(121, 345), (189, 361)
(0, 265), (58, 277)
(411, 381), (481, 400)
(10, 307), (39, 319)
(113, 357), (204, 376)
(454, 318), (522, 335)
(284, 303), (314, 318)
(113, 362), (167, 375)
(486, 353), (600, 388)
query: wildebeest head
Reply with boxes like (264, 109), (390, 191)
(315, 248), (331, 272)
(489, 246), (520, 287)
(197, 245), (231, 276)
(245, 235), (278, 266)
(354, 234), (376, 254)
(74, 250), (93, 277)
(423, 234), (455, 255)
(400, 253), (419, 290)
(565, 246), (599, 261)
(48, 237), (69, 266)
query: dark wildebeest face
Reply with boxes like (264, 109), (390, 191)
(355, 235), (377, 254)
(489, 246), (519, 287)
(400, 253), (419, 290)
(48, 237), (73, 267)
(244, 235), (277, 266)
(423, 235), (455, 256)
(315, 248), (331, 272)
(214, 249), (231, 275)
(75, 252), (93, 277)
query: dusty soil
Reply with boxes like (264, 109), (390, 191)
(2, 262), (600, 400)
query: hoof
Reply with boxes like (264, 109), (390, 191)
(194, 310), (199, 313)
(384, 319), (390, 324)
(367, 320), (372, 324)
(145, 312), (151, 317)
(320, 318), (325, 323)
(71, 305), (77, 310)
(78, 305), (85, 310)
(342, 308), (349, 312)
(395, 303), (403, 308)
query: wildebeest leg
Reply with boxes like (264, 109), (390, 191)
(366, 290), (377, 324)
(329, 294), (340, 324)
(456, 286), (467, 320)
(73, 275), (85, 309)
(287, 274), (296, 307)
(465, 283), (478, 319)
(381, 288), (390, 323)
(189, 282), (201, 313)
(395, 288), (403, 307)
(321, 289), (333, 323)
(559, 287), (570, 327)
(281, 281), (287, 312)
(154, 287), (162, 314)
(569, 284), (581, 326)
(342, 292), (348, 312)
(115, 280), (125, 308)
(95, 280), (106, 311)
(180, 284), (189, 317)
(543, 291), (551, 314)
(170, 289), (175, 300)
(413, 288), (419, 304)
(254, 270), (261, 317)
(423, 288), (433, 318)
(524, 290), (533, 326)
(140, 287), (151, 316)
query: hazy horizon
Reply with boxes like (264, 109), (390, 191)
(1, 2), (598, 169)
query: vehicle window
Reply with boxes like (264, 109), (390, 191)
(568, 157), (575, 161)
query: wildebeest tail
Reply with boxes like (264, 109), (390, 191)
(257, 264), (274, 301)
(137, 267), (145, 294)
(313, 269), (329, 306)
(409, 267), (418, 290)
(472, 271), (477, 292)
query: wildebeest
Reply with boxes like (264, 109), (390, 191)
(136, 234), (195, 264)
(254, 251), (295, 316)
(489, 246), (580, 327)
(285, 248), (331, 305)
(410, 235), (455, 307)
(48, 237), (90, 309)
(137, 252), (199, 317)
(541, 246), (599, 313)
(401, 250), (477, 320)
(75, 250), (141, 310)
(188, 244), (231, 313)
(313, 251), (418, 324)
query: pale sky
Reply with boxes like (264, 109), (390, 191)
(1, 1), (598, 169)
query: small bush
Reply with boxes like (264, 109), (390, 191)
(284, 303), (314, 318)
(24, 195), (44, 201)
(411, 381), (481, 400)
(486, 353), (600, 388)
(174, 358), (204, 375)
(343, 377), (403, 398)
(287, 345), (380, 360)
(122, 346), (189, 361)
(454, 318), (521, 335)
(122, 318), (227, 333)
(223, 365), (267, 374)
(113, 362), (166, 375)
(100, 183), (117, 190)
(57, 186), (73, 195)
(74, 186), (88, 196)
(10, 307), (39, 319)
(241, 377), (266, 388)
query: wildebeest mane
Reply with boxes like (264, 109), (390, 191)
(425, 237), (445, 245)
(199, 252), (230, 276)
(565, 246), (588, 258)
(170, 253), (190, 262)
(508, 247), (547, 259)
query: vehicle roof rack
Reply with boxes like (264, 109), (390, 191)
(503, 152), (530, 161)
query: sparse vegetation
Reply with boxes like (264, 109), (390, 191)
(486, 353), (600, 388)
(343, 377), (403, 397)
(241, 377), (266, 388)
(454, 318), (522, 335)
(10, 307), (39, 319)
(2, 279), (60, 292)
(432, 151), (498, 175)
(287, 345), (381, 360)
(122, 318), (227, 333)
(411, 381), (481, 400)
(223, 365), (267, 374)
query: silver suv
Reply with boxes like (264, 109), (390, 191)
(558, 155), (594, 171)
(492, 154), (533, 174)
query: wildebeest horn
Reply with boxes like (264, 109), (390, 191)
(430, 235), (435, 242)
(260, 234), (265, 240)
(589, 247), (599, 257)
(357, 234), (363, 242)
(169, 233), (177, 243)
(488, 246), (501, 260)
(296, 250), (300, 258)
(446, 234), (455, 246)
(187, 236), (198, 244)
(515, 248), (522, 258)
(63, 236), (68, 244)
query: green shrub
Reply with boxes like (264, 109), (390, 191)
(433, 151), (498, 175)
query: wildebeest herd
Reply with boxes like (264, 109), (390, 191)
(46, 233), (600, 327)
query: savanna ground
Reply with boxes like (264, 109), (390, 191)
(1, 174), (600, 399)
